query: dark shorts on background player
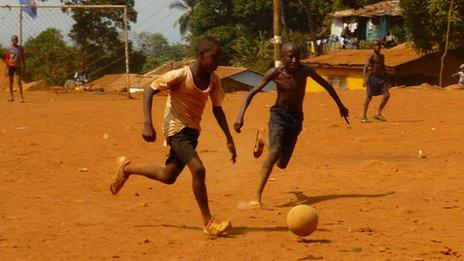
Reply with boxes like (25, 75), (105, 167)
(367, 74), (388, 96)
(7, 66), (20, 77)
(166, 127), (200, 165)
(268, 105), (303, 167)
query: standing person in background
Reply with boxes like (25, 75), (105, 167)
(452, 64), (464, 87)
(5, 35), (26, 102)
(361, 41), (389, 123)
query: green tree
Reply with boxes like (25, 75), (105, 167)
(401, 0), (464, 54)
(23, 28), (76, 85)
(0, 44), (5, 62)
(179, 0), (388, 72)
(137, 32), (170, 58)
(232, 32), (273, 72)
(59, 0), (139, 78)
(135, 32), (187, 74)
(170, 0), (201, 35)
(141, 56), (162, 74)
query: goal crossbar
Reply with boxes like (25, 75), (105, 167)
(0, 4), (127, 9)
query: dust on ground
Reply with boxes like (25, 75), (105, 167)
(0, 88), (463, 260)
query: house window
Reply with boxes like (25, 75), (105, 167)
(328, 75), (347, 90)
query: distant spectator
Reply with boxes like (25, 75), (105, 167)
(74, 61), (90, 90)
(5, 35), (25, 102)
(452, 64), (464, 86)
(362, 41), (390, 123)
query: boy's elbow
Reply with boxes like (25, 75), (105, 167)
(145, 87), (157, 96)
(212, 106), (223, 113)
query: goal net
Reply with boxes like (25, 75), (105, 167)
(0, 3), (130, 92)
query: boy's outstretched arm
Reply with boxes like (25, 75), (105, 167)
(234, 69), (275, 133)
(213, 106), (237, 163)
(308, 69), (349, 121)
(142, 87), (160, 142)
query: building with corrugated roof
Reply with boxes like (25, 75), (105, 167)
(214, 66), (275, 92)
(330, 0), (403, 47)
(302, 43), (463, 92)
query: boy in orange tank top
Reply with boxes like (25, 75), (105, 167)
(110, 37), (236, 236)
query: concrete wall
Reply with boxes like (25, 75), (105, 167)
(306, 67), (365, 92)
(396, 54), (463, 86)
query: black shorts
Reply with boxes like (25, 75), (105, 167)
(367, 74), (388, 96)
(8, 67), (20, 77)
(268, 105), (303, 167)
(166, 127), (200, 165)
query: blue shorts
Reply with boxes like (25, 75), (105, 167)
(268, 105), (303, 167)
(367, 74), (388, 96)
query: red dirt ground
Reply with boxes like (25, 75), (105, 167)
(1, 88), (463, 260)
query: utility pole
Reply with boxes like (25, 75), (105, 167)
(439, 0), (454, 87)
(273, 0), (282, 68)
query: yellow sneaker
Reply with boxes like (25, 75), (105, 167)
(203, 217), (232, 236)
(109, 156), (131, 195)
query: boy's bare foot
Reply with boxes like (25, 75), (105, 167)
(19, 99), (24, 103)
(203, 217), (232, 236)
(237, 200), (262, 210)
(374, 114), (387, 122)
(109, 156), (131, 195)
(253, 129), (266, 158)
(7, 96), (13, 102)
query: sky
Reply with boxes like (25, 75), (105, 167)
(0, 0), (185, 46)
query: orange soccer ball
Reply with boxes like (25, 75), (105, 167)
(286, 205), (318, 237)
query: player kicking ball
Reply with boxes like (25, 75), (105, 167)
(234, 41), (349, 208)
(110, 37), (237, 236)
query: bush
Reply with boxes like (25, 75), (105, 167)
(23, 28), (76, 86)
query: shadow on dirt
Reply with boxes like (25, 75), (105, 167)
(277, 191), (395, 208)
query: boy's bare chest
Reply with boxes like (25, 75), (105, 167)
(372, 55), (385, 65)
(274, 73), (306, 92)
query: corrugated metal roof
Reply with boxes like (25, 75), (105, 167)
(214, 66), (248, 79)
(331, 0), (401, 18)
(301, 43), (424, 69)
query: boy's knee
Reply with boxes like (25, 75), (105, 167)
(162, 175), (177, 185)
(192, 165), (206, 180)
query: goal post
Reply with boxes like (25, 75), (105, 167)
(0, 3), (131, 97)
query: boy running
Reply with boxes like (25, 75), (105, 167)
(234, 41), (349, 207)
(4, 35), (26, 102)
(361, 41), (389, 123)
(110, 37), (237, 236)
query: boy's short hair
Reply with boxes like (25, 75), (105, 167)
(197, 37), (221, 55)
(282, 41), (301, 53)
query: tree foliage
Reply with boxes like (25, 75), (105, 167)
(0, 44), (5, 62)
(170, 0), (201, 35)
(135, 32), (187, 74)
(401, 0), (464, 54)
(171, 0), (382, 72)
(23, 28), (76, 85)
(57, 0), (142, 78)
